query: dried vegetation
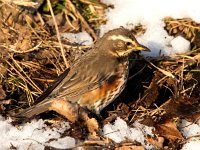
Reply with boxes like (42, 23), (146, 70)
(0, 0), (199, 149)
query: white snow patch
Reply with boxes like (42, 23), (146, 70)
(178, 119), (200, 138)
(178, 120), (200, 150)
(181, 140), (200, 150)
(0, 116), (75, 150)
(48, 136), (75, 149)
(171, 36), (190, 55)
(61, 31), (93, 45)
(103, 117), (154, 149)
(103, 118), (200, 150)
(99, 0), (200, 56)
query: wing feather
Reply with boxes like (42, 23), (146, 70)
(46, 52), (117, 102)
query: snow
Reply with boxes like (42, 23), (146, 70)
(170, 36), (191, 55)
(48, 137), (75, 149)
(0, 116), (75, 150)
(1, 116), (199, 150)
(100, 0), (199, 56)
(103, 117), (154, 149)
(182, 140), (200, 150)
(1, 0), (200, 149)
(178, 120), (200, 150)
(103, 118), (200, 150)
(61, 31), (93, 45)
(179, 119), (200, 138)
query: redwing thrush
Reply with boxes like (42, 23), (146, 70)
(16, 27), (149, 120)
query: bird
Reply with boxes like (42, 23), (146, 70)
(16, 27), (150, 121)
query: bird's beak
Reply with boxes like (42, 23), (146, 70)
(135, 45), (150, 52)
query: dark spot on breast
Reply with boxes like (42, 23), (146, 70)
(106, 75), (118, 84)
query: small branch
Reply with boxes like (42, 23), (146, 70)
(2, 42), (42, 54)
(145, 59), (177, 80)
(5, 58), (42, 94)
(2, 0), (38, 7)
(47, 0), (70, 68)
(65, 0), (97, 41)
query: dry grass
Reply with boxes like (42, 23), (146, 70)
(0, 0), (199, 149)
(0, 0), (104, 110)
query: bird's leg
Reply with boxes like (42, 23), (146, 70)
(49, 98), (99, 138)
(79, 110), (99, 139)
(50, 98), (79, 123)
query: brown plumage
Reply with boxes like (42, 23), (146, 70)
(16, 27), (149, 120)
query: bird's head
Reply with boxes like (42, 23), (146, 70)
(96, 27), (150, 57)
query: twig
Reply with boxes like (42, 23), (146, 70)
(6, 55), (42, 93)
(47, 0), (70, 68)
(2, 0), (38, 7)
(2, 42), (42, 53)
(65, 0), (97, 40)
(174, 53), (200, 74)
(145, 59), (177, 80)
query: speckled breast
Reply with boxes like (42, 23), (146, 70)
(79, 59), (129, 114)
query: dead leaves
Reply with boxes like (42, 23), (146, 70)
(155, 119), (184, 141)
(139, 72), (159, 108)
(160, 96), (199, 119)
(115, 144), (145, 150)
(147, 136), (164, 149)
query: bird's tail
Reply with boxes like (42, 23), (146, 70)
(16, 99), (53, 119)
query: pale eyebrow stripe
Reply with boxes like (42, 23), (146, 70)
(108, 35), (137, 45)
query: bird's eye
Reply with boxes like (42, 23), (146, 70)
(126, 42), (132, 46)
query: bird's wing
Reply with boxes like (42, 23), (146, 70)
(47, 53), (118, 102)
(35, 68), (70, 103)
